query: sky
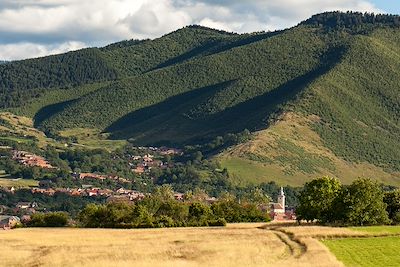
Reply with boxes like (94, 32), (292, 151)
(0, 0), (398, 61)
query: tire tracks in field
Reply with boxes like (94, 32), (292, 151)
(258, 224), (307, 259)
(258, 224), (345, 267)
(272, 229), (306, 258)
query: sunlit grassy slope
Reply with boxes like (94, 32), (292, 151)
(0, 112), (125, 151)
(218, 112), (400, 186)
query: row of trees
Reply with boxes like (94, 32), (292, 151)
(297, 177), (399, 226)
(304, 12), (400, 30)
(78, 187), (270, 228)
(27, 212), (69, 227)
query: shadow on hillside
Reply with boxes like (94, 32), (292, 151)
(106, 80), (236, 138)
(33, 99), (78, 128)
(150, 30), (284, 72)
(106, 47), (345, 146)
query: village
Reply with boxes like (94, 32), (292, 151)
(1, 146), (296, 229)
(0, 183), (295, 229)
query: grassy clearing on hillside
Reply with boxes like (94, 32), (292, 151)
(323, 237), (400, 267)
(59, 128), (127, 151)
(0, 136), (32, 144)
(0, 178), (38, 188)
(0, 112), (59, 148)
(0, 170), (38, 188)
(219, 156), (313, 186)
(219, 112), (400, 186)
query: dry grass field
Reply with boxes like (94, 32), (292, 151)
(3, 223), (399, 267)
(0, 223), (346, 267)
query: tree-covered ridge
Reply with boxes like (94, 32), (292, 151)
(0, 48), (117, 108)
(38, 27), (342, 143)
(302, 11), (400, 30)
(295, 28), (400, 171)
(0, 26), (237, 109)
(0, 11), (399, 179)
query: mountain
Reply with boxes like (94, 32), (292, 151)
(1, 11), (399, 185)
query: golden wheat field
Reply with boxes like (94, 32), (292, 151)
(0, 223), (351, 267)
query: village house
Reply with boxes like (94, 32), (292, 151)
(133, 166), (145, 174)
(12, 150), (54, 169)
(206, 197), (218, 204)
(16, 202), (38, 210)
(2, 186), (15, 194)
(159, 147), (183, 156)
(142, 154), (154, 163)
(174, 193), (185, 201)
(32, 188), (56, 196)
(78, 173), (107, 181)
(0, 215), (20, 229)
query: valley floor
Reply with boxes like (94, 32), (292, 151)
(1, 223), (400, 267)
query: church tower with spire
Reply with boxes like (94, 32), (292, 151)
(277, 187), (285, 213)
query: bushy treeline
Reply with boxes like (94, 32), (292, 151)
(303, 11), (400, 30)
(78, 188), (270, 228)
(0, 188), (103, 217)
(26, 212), (69, 227)
(296, 177), (400, 226)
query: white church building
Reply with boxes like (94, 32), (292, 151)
(269, 187), (294, 221)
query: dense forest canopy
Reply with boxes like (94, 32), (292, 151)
(302, 11), (400, 29)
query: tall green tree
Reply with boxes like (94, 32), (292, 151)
(296, 176), (342, 223)
(339, 178), (389, 226)
(384, 190), (400, 224)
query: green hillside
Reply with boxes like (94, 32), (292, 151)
(1, 11), (400, 185)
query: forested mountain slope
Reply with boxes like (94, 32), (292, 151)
(219, 24), (400, 185)
(1, 11), (399, 185)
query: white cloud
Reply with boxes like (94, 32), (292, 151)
(0, 41), (86, 61)
(0, 0), (383, 60)
(123, 0), (191, 39)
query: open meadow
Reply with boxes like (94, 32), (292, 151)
(1, 224), (400, 267)
(0, 223), (343, 267)
(323, 236), (400, 267)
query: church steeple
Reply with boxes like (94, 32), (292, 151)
(277, 187), (285, 213)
